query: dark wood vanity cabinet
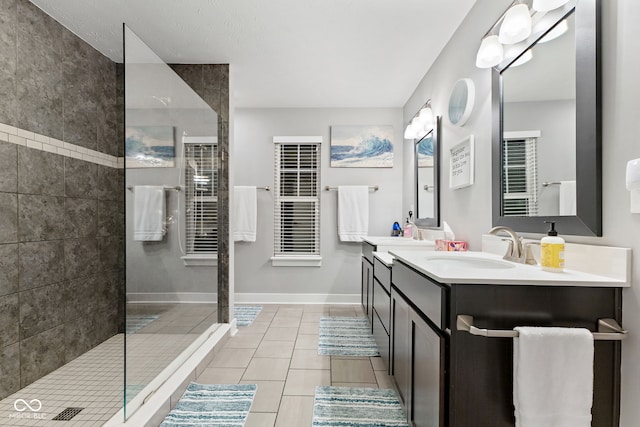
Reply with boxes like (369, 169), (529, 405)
(390, 259), (622, 427)
(361, 242), (375, 327)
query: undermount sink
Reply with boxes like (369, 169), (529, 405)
(423, 254), (516, 270)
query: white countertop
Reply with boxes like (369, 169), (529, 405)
(388, 250), (630, 288)
(373, 251), (394, 267)
(363, 236), (435, 249)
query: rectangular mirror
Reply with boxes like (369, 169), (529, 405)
(492, 0), (601, 236)
(416, 116), (441, 228)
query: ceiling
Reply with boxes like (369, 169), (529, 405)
(30, 0), (476, 108)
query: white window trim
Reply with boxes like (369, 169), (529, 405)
(181, 254), (218, 267)
(271, 136), (322, 267)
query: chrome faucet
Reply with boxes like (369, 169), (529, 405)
(488, 226), (537, 265)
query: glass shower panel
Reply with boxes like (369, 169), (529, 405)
(123, 25), (219, 420)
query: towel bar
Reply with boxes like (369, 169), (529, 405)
(456, 315), (627, 341)
(127, 185), (181, 191)
(325, 185), (379, 191)
(542, 181), (562, 186)
(257, 186), (270, 191)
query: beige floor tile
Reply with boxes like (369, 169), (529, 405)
(260, 304), (281, 312)
(241, 321), (271, 334)
(254, 340), (295, 358)
(331, 382), (378, 388)
(283, 369), (330, 396)
(263, 327), (299, 341)
(240, 380), (284, 412)
(290, 349), (330, 370)
(243, 358), (291, 381)
(375, 370), (394, 389)
(294, 334), (318, 349)
(331, 358), (377, 383)
(302, 305), (330, 313)
(245, 412), (277, 427)
(196, 367), (245, 384)
(274, 396), (315, 427)
(370, 356), (387, 371)
(224, 333), (264, 349)
(302, 312), (328, 322)
(270, 317), (302, 328)
(298, 322), (319, 335)
(208, 348), (255, 368)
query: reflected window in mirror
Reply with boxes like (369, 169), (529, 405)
(491, 0), (601, 236)
(415, 116), (441, 228)
(502, 13), (575, 217)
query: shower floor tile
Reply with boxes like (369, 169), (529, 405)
(0, 303), (218, 426)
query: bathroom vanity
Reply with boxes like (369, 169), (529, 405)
(362, 242), (629, 427)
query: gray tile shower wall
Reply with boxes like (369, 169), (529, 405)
(0, 0), (122, 399)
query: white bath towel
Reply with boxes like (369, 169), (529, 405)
(337, 186), (369, 242)
(133, 186), (166, 241)
(513, 326), (594, 427)
(559, 180), (577, 216)
(233, 186), (257, 242)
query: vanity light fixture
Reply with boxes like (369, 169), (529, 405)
(510, 49), (533, 67)
(538, 19), (568, 43)
(475, 35), (503, 68)
(404, 100), (435, 140)
(499, 3), (532, 44)
(532, 0), (570, 12)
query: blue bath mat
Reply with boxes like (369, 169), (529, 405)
(313, 386), (408, 426)
(160, 383), (256, 427)
(318, 316), (380, 356)
(234, 305), (263, 326)
(125, 315), (159, 334)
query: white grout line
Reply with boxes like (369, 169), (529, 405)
(0, 121), (123, 169)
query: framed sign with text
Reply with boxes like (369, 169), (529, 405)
(449, 135), (474, 189)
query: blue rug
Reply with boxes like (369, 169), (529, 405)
(313, 386), (409, 426)
(125, 315), (159, 334)
(160, 383), (256, 427)
(234, 305), (263, 326)
(318, 316), (380, 356)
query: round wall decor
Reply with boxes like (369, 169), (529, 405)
(448, 78), (475, 126)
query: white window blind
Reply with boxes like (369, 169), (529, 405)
(273, 137), (321, 262)
(503, 137), (538, 216)
(185, 141), (218, 254)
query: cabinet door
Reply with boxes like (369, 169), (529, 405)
(391, 289), (411, 409)
(361, 258), (373, 316)
(367, 261), (374, 326)
(410, 310), (445, 427)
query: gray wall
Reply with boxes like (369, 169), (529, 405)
(0, 0), (121, 399)
(234, 108), (403, 299)
(505, 100), (575, 215)
(402, 0), (640, 424)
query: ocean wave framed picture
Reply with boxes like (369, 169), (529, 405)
(125, 126), (175, 168)
(330, 125), (394, 168)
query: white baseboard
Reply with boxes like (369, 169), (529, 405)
(126, 292), (360, 305)
(127, 292), (217, 303)
(234, 293), (360, 304)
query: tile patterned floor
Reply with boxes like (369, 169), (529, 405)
(0, 304), (217, 426)
(197, 304), (394, 427)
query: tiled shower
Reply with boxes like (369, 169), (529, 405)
(0, 0), (229, 423)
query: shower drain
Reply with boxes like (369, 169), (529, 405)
(51, 407), (84, 421)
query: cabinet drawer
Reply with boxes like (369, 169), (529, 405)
(373, 257), (391, 293)
(362, 242), (375, 264)
(392, 260), (447, 330)
(373, 278), (391, 333)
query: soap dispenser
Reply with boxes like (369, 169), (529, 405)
(540, 221), (565, 272)
(403, 211), (413, 238)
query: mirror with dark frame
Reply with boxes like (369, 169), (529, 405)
(491, 0), (601, 236)
(415, 116), (441, 228)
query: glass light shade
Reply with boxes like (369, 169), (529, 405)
(404, 123), (419, 139)
(532, 0), (570, 12)
(475, 35), (503, 68)
(417, 107), (434, 131)
(510, 50), (533, 67)
(499, 4), (532, 45)
(538, 19), (568, 43)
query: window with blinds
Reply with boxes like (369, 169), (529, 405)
(272, 136), (322, 266)
(503, 137), (538, 216)
(184, 140), (218, 255)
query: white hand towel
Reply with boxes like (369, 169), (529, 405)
(338, 185), (369, 242)
(133, 186), (166, 241)
(513, 326), (594, 427)
(559, 180), (577, 215)
(233, 186), (257, 242)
